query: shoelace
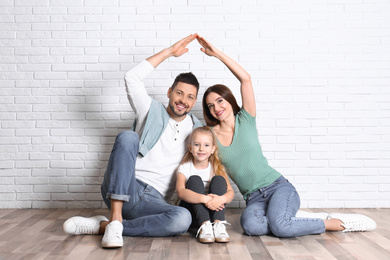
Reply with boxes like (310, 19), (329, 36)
(341, 221), (367, 232)
(196, 222), (213, 237)
(213, 221), (231, 236)
(106, 224), (121, 238)
(76, 221), (99, 235)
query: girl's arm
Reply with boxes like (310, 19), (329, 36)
(196, 35), (256, 117)
(205, 177), (235, 211)
(176, 172), (211, 204)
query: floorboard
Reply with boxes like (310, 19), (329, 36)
(0, 208), (388, 260)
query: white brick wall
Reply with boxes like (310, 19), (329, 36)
(1, 1), (389, 209)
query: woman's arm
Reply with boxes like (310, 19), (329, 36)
(205, 177), (235, 211)
(196, 35), (256, 117)
(176, 172), (211, 204)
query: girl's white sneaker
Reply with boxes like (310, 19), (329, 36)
(213, 221), (230, 243)
(196, 221), (215, 243)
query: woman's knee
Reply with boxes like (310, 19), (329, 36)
(267, 189), (300, 238)
(268, 215), (302, 238)
(240, 209), (269, 236)
(269, 222), (291, 238)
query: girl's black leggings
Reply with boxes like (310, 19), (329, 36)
(179, 175), (227, 227)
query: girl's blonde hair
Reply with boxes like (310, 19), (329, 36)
(181, 126), (228, 179)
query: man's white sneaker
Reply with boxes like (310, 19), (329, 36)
(102, 220), (124, 248)
(213, 221), (230, 243)
(295, 210), (329, 220)
(327, 213), (377, 232)
(63, 215), (108, 235)
(196, 221), (214, 243)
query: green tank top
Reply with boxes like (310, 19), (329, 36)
(215, 109), (281, 199)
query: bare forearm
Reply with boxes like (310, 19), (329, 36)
(177, 189), (209, 204)
(146, 48), (172, 68)
(196, 35), (250, 83)
(221, 189), (235, 204)
(211, 44), (256, 115)
(213, 49), (251, 84)
(205, 190), (234, 211)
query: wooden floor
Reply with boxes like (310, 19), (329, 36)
(0, 208), (389, 260)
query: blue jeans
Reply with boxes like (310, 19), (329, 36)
(101, 131), (192, 237)
(240, 176), (325, 237)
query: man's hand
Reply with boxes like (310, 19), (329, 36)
(146, 33), (197, 68)
(168, 34), (198, 57)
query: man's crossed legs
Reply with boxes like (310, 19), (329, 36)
(63, 131), (191, 248)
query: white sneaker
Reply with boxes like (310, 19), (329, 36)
(213, 221), (230, 243)
(295, 210), (329, 220)
(196, 221), (214, 243)
(102, 220), (124, 248)
(63, 215), (108, 235)
(327, 213), (377, 232)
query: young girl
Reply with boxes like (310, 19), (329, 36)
(176, 126), (235, 243)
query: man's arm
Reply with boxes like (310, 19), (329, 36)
(125, 34), (198, 130)
(124, 60), (154, 129)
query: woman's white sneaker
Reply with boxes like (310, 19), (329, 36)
(102, 220), (124, 248)
(213, 221), (230, 243)
(327, 213), (377, 232)
(196, 221), (215, 243)
(63, 215), (108, 235)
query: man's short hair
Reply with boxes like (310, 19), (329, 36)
(171, 72), (200, 95)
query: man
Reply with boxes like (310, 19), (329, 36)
(63, 34), (203, 248)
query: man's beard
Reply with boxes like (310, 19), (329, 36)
(169, 103), (188, 118)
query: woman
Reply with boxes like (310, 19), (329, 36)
(197, 35), (376, 237)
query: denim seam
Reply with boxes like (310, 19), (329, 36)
(284, 190), (296, 221)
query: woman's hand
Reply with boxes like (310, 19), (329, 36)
(196, 35), (220, 58)
(197, 35), (256, 117)
(205, 194), (226, 211)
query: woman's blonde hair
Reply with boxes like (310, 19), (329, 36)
(181, 126), (228, 179)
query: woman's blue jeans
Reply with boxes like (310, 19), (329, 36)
(240, 176), (325, 237)
(101, 131), (192, 237)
